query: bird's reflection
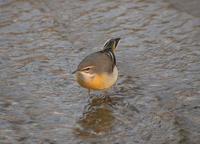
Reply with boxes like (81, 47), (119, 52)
(74, 95), (120, 139)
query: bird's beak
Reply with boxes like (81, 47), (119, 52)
(72, 70), (77, 74)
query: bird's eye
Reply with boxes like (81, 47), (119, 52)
(81, 66), (95, 72)
(84, 68), (90, 71)
(82, 67), (91, 72)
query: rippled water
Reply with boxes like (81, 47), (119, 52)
(0, 0), (200, 143)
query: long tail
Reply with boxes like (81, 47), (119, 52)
(103, 38), (120, 52)
(102, 38), (120, 71)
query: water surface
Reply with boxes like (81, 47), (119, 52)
(0, 0), (200, 143)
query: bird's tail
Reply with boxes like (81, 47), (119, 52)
(103, 38), (120, 52)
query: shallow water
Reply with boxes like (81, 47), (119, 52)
(0, 0), (200, 143)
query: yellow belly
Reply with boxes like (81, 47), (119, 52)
(76, 66), (118, 90)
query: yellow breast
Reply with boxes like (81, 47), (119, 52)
(76, 66), (118, 90)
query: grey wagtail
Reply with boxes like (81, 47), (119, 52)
(73, 38), (120, 95)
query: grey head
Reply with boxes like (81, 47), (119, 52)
(73, 51), (114, 74)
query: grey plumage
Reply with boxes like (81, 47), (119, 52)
(73, 38), (120, 74)
(77, 51), (115, 74)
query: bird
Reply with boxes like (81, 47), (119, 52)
(72, 38), (120, 96)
